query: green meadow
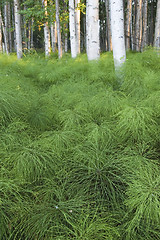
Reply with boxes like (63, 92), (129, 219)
(0, 50), (160, 239)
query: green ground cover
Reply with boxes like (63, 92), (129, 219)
(0, 50), (160, 239)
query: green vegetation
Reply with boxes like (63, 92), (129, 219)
(0, 50), (160, 240)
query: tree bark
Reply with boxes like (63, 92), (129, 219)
(69, 0), (77, 58)
(55, 0), (62, 58)
(141, 0), (148, 50)
(111, 0), (126, 70)
(28, 20), (31, 50)
(4, 2), (9, 52)
(64, 30), (68, 53)
(12, 5), (16, 52)
(105, 0), (112, 51)
(8, 2), (12, 52)
(154, 0), (160, 48)
(43, 0), (51, 57)
(86, 0), (89, 55)
(87, 0), (100, 60)
(136, 0), (143, 51)
(149, 0), (154, 45)
(0, 12), (2, 53)
(125, 0), (132, 50)
(0, 8), (9, 54)
(132, 0), (137, 51)
(14, 0), (22, 59)
(51, 21), (57, 52)
(31, 18), (34, 49)
(75, 0), (80, 54)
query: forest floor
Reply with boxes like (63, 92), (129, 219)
(0, 50), (160, 240)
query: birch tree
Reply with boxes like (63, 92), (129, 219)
(51, 21), (57, 52)
(55, 0), (62, 58)
(154, 0), (160, 48)
(75, 0), (80, 54)
(14, 0), (22, 59)
(42, 0), (51, 57)
(110, 0), (126, 70)
(7, 2), (12, 52)
(69, 0), (77, 58)
(0, 8), (9, 54)
(86, 0), (100, 61)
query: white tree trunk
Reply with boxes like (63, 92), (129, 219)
(111, 0), (126, 70)
(55, 0), (62, 58)
(51, 21), (57, 52)
(65, 31), (68, 52)
(43, 0), (51, 57)
(69, 0), (77, 58)
(75, 0), (80, 54)
(0, 9), (9, 54)
(154, 0), (160, 48)
(87, 0), (100, 61)
(14, 0), (22, 59)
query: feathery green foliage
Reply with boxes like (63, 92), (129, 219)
(0, 50), (159, 239)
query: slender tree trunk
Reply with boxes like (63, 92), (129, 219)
(51, 21), (57, 52)
(64, 1), (68, 53)
(125, 0), (132, 50)
(150, 0), (154, 45)
(28, 21), (31, 50)
(0, 9), (9, 54)
(65, 30), (68, 53)
(0, 14), (2, 53)
(109, 0), (112, 51)
(23, 5), (27, 51)
(69, 0), (77, 58)
(87, 0), (100, 61)
(111, 0), (126, 70)
(14, 0), (22, 59)
(4, 2), (9, 53)
(43, 0), (51, 57)
(83, 13), (86, 51)
(105, 0), (112, 51)
(136, 0), (143, 51)
(86, 0), (89, 55)
(154, 0), (160, 48)
(132, 0), (137, 51)
(55, 0), (62, 58)
(12, 5), (16, 52)
(141, 0), (148, 50)
(139, 0), (143, 51)
(7, 2), (12, 52)
(31, 18), (34, 48)
(75, 0), (80, 54)
(51, 23), (55, 52)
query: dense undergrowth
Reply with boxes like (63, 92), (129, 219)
(0, 50), (160, 239)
